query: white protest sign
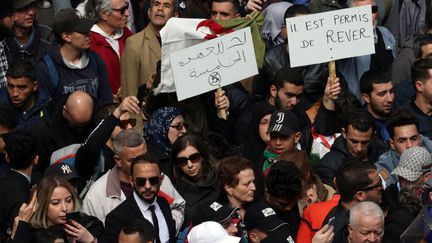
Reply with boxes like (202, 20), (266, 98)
(170, 27), (258, 101)
(287, 5), (375, 67)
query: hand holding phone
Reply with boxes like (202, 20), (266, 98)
(66, 211), (81, 224)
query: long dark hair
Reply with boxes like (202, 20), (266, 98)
(171, 134), (213, 186)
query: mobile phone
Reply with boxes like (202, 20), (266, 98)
(327, 216), (336, 226)
(66, 211), (81, 223)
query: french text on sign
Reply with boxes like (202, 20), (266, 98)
(287, 5), (375, 67)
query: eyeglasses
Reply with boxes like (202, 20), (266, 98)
(119, 118), (137, 129)
(371, 5), (378, 13)
(361, 180), (383, 191)
(176, 152), (202, 167)
(112, 2), (129, 15)
(170, 122), (187, 131)
(135, 176), (160, 187)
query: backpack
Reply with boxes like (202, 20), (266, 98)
(42, 51), (99, 96)
(50, 144), (105, 198)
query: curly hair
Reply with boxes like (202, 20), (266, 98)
(265, 160), (303, 200)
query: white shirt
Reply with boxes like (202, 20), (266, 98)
(134, 192), (170, 243)
(91, 24), (123, 57)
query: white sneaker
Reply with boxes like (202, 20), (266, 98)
(37, 0), (52, 9)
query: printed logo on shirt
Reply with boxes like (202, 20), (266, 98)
(63, 78), (98, 97)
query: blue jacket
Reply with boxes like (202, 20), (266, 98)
(0, 88), (49, 129)
(375, 135), (432, 187)
(35, 46), (113, 105)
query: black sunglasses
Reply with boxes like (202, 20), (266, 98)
(112, 2), (129, 15)
(176, 152), (202, 167)
(135, 176), (160, 187)
(119, 118), (137, 129)
(361, 180), (382, 191)
(371, 5), (378, 13)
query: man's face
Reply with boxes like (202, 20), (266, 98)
(421, 44), (432, 58)
(211, 1), (239, 20)
(274, 83), (304, 110)
(148, 0), (176, 30)
(6, 76), (37, 109)
(390, 124), (421, 155)
(269, 132), (301, 154)
(115, 143), (147, 178)
(133, 162), (162, 203)
(417, 71), (432, 104)
(63, 31), (91, 49)
(0, 13), (15, 38)
(106, 0), (130, 29)
(348, 215), (384, 243)
(14, 3), (36, 29)
(363, 171), (383, 204)
(343, 125), (373, 159)
(363, 82), (394, 119)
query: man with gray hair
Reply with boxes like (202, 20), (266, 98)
(120, 0), (179, 98)
(85, 0), (133, 102)
(348, 201), (384, 243)
(82, 128), (185, 230)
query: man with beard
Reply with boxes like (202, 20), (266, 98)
(0, 60), (49, 129)
(401, 58), (432, 140)
(105, 153), (176, 243)
(360, 70), (394, 147)
(0, 0), (15, 89)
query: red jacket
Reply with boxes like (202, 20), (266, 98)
(297, 194), (340, 243)
(90, 27), (133, 94)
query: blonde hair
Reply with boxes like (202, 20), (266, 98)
(30, 176), (81, 229)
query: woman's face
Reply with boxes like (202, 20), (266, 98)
(176, 145), (202, 179)
(168, 115), (187, 144)
(259, 114), (272, 143)
(227, 168), (256, 205)
(47, 186), (74, 225)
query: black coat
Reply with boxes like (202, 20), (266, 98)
(105, 195), (176, 243)
(0, 170), (31, 243)
(316, 136), (385, 186)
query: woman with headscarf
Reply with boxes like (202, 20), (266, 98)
(144, 106), (187, 179)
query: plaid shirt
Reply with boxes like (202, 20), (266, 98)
(0, 41), (7, 89)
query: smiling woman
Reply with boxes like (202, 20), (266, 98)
(9, 176), (105, 243)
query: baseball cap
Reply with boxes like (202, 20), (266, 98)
(0, 0), (14, 19)
(192, 201), (239, 226)
(261, 230), (295, 243)
(52, 8), (96, 35)
(14, 0), (36, 9)
(44, 162), (81, 182)
(187, 221), (240, 243)
(244, 201), (289, 232)
(392, 146), (432, 182)
(267, 110), (300, 137)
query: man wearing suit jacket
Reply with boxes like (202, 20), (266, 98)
(105, 153), (176, 243)
(0, 130), (38, 242)
(120, 0), (178, 98)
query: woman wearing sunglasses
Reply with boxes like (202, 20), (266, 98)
(144, 106), (187, 179)
(85, 0), (133, 103)
(9, 176), (105, 243)
(171, 134), (220, 226)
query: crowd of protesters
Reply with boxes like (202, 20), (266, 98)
(0, 0), (432, 242)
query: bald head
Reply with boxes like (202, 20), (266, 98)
(62, 91), (94, 129)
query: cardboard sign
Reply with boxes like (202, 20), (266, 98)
(170, 27), (258, 101)
(287, 5), (375, 67)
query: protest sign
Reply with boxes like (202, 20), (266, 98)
(170, 27), (258, 101)
(286, 5), (375, 67)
